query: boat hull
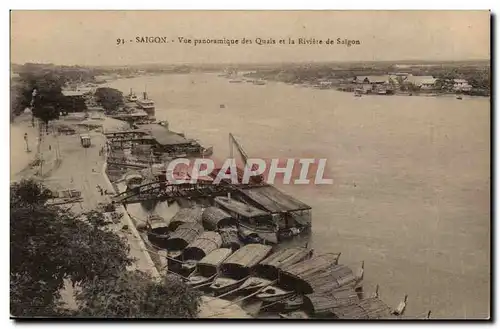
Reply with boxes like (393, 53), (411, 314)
(186, 274), (217, 289)
(209, 276), (247, 296)
(239, 276), (273, 292)
(257, 285), (295, 302)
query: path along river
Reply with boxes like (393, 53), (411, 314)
(108, 73), (490, 319)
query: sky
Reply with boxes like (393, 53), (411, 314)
(10, 10), (491, 66)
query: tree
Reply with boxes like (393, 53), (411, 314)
(12, 70), (65, 132)
(10, 179), (202, 318)
(75, 271), (202, 318)
(95, 87), (124, 113)
(10, 179), (53, 208)
(10, 179), (132, 317)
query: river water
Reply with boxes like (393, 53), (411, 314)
(108, 73), (490, 319)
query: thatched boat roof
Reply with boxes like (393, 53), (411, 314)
(238, 185), (311, 213)
(202, 207), (235, 230)
(183, 231), (223, 261)
(332, 296), (394, 319)
(215, 197), (269, 219)
(279, 253), (341, 294)
(304, 287), (360, 317)
(220, 244), (272, 274)
(305, 264), (358, 293)
(199, 248), (233, 267)
(166, 222), (204, 250)
(219, 228), (242, 251)
(169, 206), (203, 231)
(254, 247), (313, 279)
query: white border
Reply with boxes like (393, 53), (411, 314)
(3, 2), (496, 329)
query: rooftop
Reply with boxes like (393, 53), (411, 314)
(139, 124), (191, 146)
(355, 76), (389, 83)
(406, 75), (436, 85)
(239, 185), (311, 213)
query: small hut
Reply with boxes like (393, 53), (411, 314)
(166, 222), (204, 251)
(183, 231), (223, 261)
(169, 206), (203, 231)
(202, 207), (235, 230)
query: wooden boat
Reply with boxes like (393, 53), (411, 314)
(185, 248), (233, 288)
(303, 286), (360, 318)
(331, 286), (408, 319)
(303, 263), (363, 294)
(209, 243), (272, 295)
(168, 206), (203, 231)
(237, 222), (278, 245)
(256, 253), (341, 302)
(214, 196), (270, 221)
(181, 231), (222, 275)
(239, 247), (313, 292)
(166, 222), (204, 270)
(147, 216), (171, 249)
(202, 207), (235, 231)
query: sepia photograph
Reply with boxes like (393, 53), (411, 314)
(9, 10), (491, 319)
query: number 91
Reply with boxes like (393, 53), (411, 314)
(116, 38), (125, 45)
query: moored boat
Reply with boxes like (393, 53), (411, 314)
(136, 91), (155, 119)
(238, 246), (313, 292)
(126, 88), (138, 102)
(256, 253), (341, 302)
(185, 248), (233, 289)
(166, 222), (204, 271)
(209, 243), (272, 296)
(169, 206), (204, 231)
(180, 231), (222, 275)
(202, 207), (236, 231)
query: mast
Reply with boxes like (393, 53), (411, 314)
(229, 133), (249, 165)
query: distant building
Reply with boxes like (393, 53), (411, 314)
(62, 90), (88, 112)
(353, 76), (389, 84)
(406, 75), (437, 90)
(388, 74), (411, 86)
